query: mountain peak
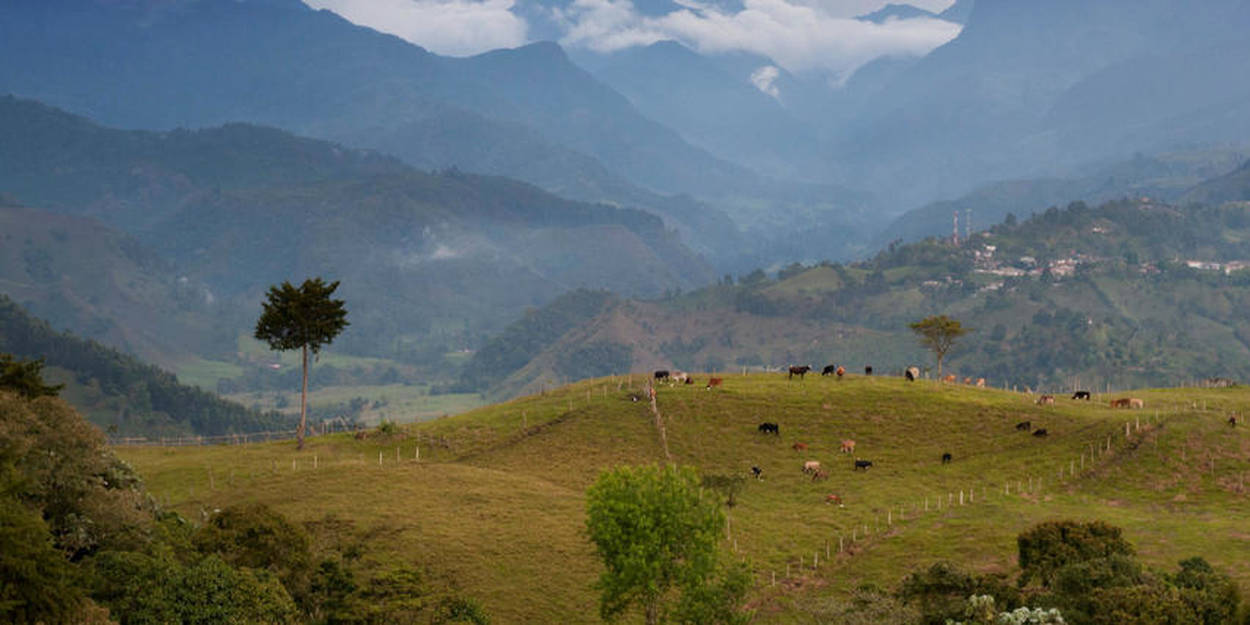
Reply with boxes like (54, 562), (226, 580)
(856, 3), (939, 23)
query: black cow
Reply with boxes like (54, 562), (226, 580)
(1229, 416), (1238, 428)
(1072, 391), (1091, 400)
(821, 364), (837, 376)
(941, 452), (952, 464)
(750, 466), (763, 480)
(1015, 421), (1031, 431)
(905, 366), (919, 381)
(654, 370), (670, 380)
(864, 365), (873, 375)
(758, 422), (780, 435)
(853, 459), (873, 471)
(788, 365), (812, 380)
(1033, 428), (1048, 437)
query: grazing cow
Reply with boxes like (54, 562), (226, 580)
(836, 366), (846, 378)
(941, 452), (952, 464)
(1033, 428), (1048, 437)
(792, 442), (809, 452)
(865, 365), (873, 375)
(963, 377), (972, 385)
(1073, 391), (1092, 400)
(825, 493), (842, 504)
(943, 374), (957, 383)
(840, 439), (856, 454)
(822, 364), (837, 376)
(853, 459), (873, 471)
(1129, 398), (1144, 409)
(654, 370), (670, 380)
(750, 466), (763, 480)
(788, 365), (812, 380)
(1036, 395), (1055, 406)
(905, 366), (920, 381)
(1110, 398), (1132, 408)
(976, 378), (986, 388)
(758, 422), (780, 435)
(1229, 416), (1238, 427)
(706, 377), (723, 390)
(685, 377), (695, 385)
(802, 460), (822, 474)
(672, 371), (689, 383)
(1016, 421), (1031, 431)
(811, 470), (830, 481)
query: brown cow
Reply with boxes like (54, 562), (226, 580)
(963, 377), (972, 385)
(792, 442), (809, 452)
(705, 377), (723, 389)
(839, 439), (856, 454)
(825, 493), (842, 504)
(943, 374), (957, 383)
(811, 470), (830, 482)
(836, 366), (846, 378)
(1036, 395), (1055, 406)
(1110, 398), (1132, 408)
(1129, 398), (1144, 409)
(975, 378), (986, 388)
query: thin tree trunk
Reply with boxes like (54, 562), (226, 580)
(645, 600), (658, 625)
(937, 353), (943, 377)
(298, 344), (308, 450)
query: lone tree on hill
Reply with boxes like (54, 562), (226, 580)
(585, 465), (751, 625)
(254, 278), (348, 450)
(909, 315), (970, 377)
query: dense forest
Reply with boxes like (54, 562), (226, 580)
(0, 379), (486, 624)
(0, 295), (290, 436)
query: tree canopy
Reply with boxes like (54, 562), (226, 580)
(585, 464), (749, 625)
(909, 315), (970, 375)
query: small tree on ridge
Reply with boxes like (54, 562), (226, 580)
(909, 315), (970, 377)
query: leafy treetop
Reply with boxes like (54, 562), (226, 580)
(254, 278), (349, 355)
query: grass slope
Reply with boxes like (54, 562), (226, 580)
(118, 375), (1250, 623)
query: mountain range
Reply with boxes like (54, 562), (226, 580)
(0, 96), (712, 365)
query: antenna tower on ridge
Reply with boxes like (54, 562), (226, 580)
(952, 210), (960, 246)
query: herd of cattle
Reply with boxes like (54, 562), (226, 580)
(640, 364), (1227, 506)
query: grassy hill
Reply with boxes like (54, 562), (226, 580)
(117, 374), (1250, 623)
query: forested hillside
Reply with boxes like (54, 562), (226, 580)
(483, 197), (1250, 394)
(0, 295), (289, 436)
(0, 97), (712, 366)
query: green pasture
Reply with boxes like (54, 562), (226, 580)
(117, 374), (1250, 624)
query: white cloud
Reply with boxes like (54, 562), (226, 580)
(556, 0), (961, 81)
(750, 65), (781, 98)
(303, 0), (959, 80)
(303, 0), (529, 57)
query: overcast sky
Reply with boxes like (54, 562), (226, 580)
(302, 0), (959, 80)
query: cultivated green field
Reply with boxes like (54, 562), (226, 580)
(117, 374), (1250, 624)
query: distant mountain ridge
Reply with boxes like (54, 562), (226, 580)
(0, 0), (776, 263)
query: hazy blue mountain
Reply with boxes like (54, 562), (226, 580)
(856, 4), (939, 23)
(0, 97), (715, 359)
(0, 0), (762, 258)
(874, 149), (1249, 245)
(937, 0), (975, 23)
(1182, 160), (1250, 206)
(834, 0), (1250, 208)
(589, 41), (827, 181)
